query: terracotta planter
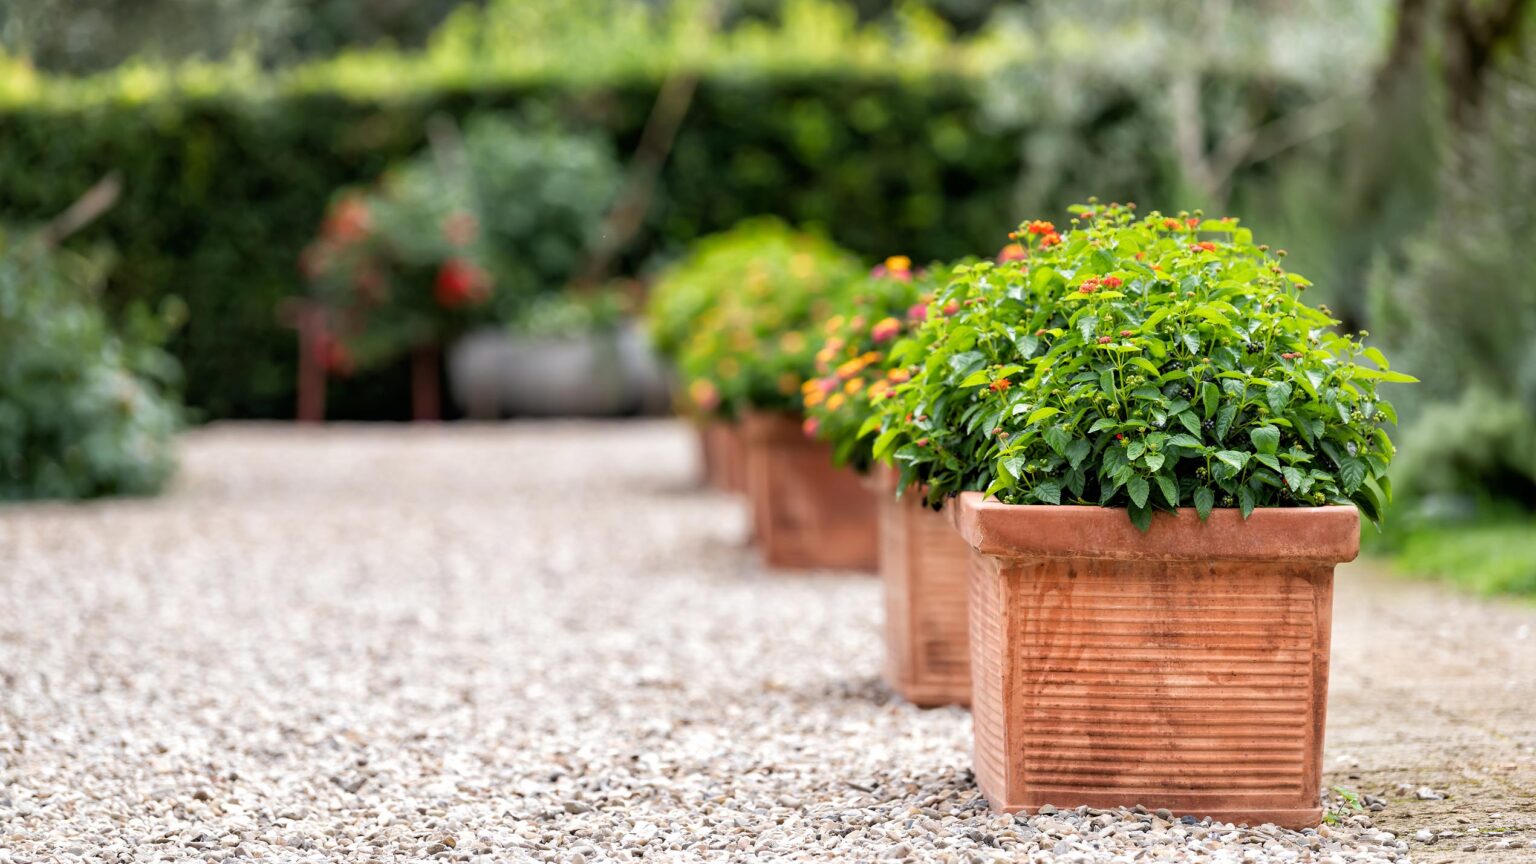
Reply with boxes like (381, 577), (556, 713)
(742, 412), (877, 570)
(874, 466), (971, 707)
(952, 493), (1359, 829)
(695, 420), (748, 493)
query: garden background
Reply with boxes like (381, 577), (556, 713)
(1, 0), (1533, 594)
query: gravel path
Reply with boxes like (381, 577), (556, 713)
(0, 422), (1530, 863)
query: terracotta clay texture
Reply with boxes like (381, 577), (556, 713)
(697, 421), (748, 494)
(952, 493), (1360, 829)
(742, 412), (878, 571)
(874, 466), (971, 707)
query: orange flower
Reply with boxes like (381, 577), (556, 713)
(689, 379), (720, 411)
(1162, 218), (1180, 230)
(942, 300), (961, 316)
(871, 317), (902, 343)
(1039, 232), (1062, 248)
(887, 368), (911, 383)
(1025, 220), (1057, 236)
(996, 243), (1027, 263)
(1102, 276), (1123, 288)
(988, 378), (1012, 393)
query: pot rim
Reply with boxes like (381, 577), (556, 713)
(951, 491), (1360, 563)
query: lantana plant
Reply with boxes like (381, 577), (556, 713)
(801, 256), (954, 471)
(668, 219), (866, 418)
(302, 170), (498, 373)
(874, 201), (1415, 530)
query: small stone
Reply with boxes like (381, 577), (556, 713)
(1036, 805), (1057, 816)
(877, 842), (911, 859)
(1413, 830), (1433, 843)
(1154, 809), (1173, 821)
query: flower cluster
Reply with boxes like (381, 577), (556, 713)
(664, 219), (867, 419)
(871, 201), (1414, 529)
(798, 257), (949, 469)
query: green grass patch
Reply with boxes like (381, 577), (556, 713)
(1369, 515), (1536, 597)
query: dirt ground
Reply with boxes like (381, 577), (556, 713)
(1326, 567), (1536, 861)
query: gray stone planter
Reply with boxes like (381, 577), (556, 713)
(447, 323), (670, 418)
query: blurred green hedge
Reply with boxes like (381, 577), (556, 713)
(0, 74), (1018, 419)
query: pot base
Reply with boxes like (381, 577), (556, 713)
(879, 481), (970, 707)
(743, 412), (877, 571)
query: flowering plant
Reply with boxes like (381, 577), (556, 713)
(800, 256), (952, 471)
(668, 219), (865, 418)
(874, 201), (1415, 530)
(302, 116), (621, 373)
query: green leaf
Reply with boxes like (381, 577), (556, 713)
(1143, 451), (1166, 472)
(1127, 475), (1150, 508)
(1177, 411), (1202, 437)
(1026, 406), (1061, 425)
(1126, 440), (1146, 461)
(1088, 417), (1119, 434)
(1033, 480), (1062, 505)
(1201, 381), (1219, 418)
(1238, 485), (1256, 519)
(1065, 438), (1091, 468)
(1168, 433), (1203, 449)
(856, 415), (883, 439)
(1249, 425), (1280, 455)
(872, 429), (901, 461)
(1215, 404), (1238, 441)
(1015, 333), (1041, 359)
(1255, 452), (1281, 471)
(959, 369), (992, 387)
(1128, 502), (1153, 533)
(1215, 450), (1250, 471)
(1194, 486), (1215, 520)
(1340, 458), (1367, 493)
(1043, 426), (1071, 456)
(1077, 315), (1099, 342)
(1266, 381), (1293, 416)
(1156, 473), (1180, 508)
(1281, 465), (1309, 494)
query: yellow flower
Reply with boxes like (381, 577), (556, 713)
(827, 393), (847, 411)
(804, 388), (826, 407)
(835, 357), (868, 379)
(844, 377), (865, 395)
(885, 255), (912, 273)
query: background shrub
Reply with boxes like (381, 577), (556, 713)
(0, 229), (181, 500)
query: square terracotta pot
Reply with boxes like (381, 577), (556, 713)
(696, 420), (747, 493)
(742, 412), (878, 571)
(951, 492), (1359, 829)
(874, 466), (971, 707)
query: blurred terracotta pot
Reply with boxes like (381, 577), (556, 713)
(696, 420), (748, 494)
(873, 465), (971, 707)
(742, 412), (877, 570)
(952, 493), (1359, 829)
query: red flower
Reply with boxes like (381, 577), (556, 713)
(871, 317), (901, 343)
(1102, 276), (1123, 288)
(802, 417), (820, 439)
(1186, 217), (1201, 229)
(314, 331), (354, 377)
(323, 197), (372, 244)
(989, 378), (1012, 393)
(1078, 284), (1096, 295)
(1120, 330), (1133, 337)
(907, 302), (929, 322)
(1026, 220), (1057, 236)
(1190, 241), (1217, 253)
(434, 259), (492, 308)
(1097, 336), (1114, 344)
(942, 300), (961, 316)
(1039, 232), (1062, 248)
(1162, 218), (1180, 230)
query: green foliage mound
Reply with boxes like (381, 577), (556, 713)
(664, 219), (865, 419)
(873, 202), (1414, 530)
(0, 231), (181, 500)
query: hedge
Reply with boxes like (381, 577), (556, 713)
(0, 72), (1025, 419)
